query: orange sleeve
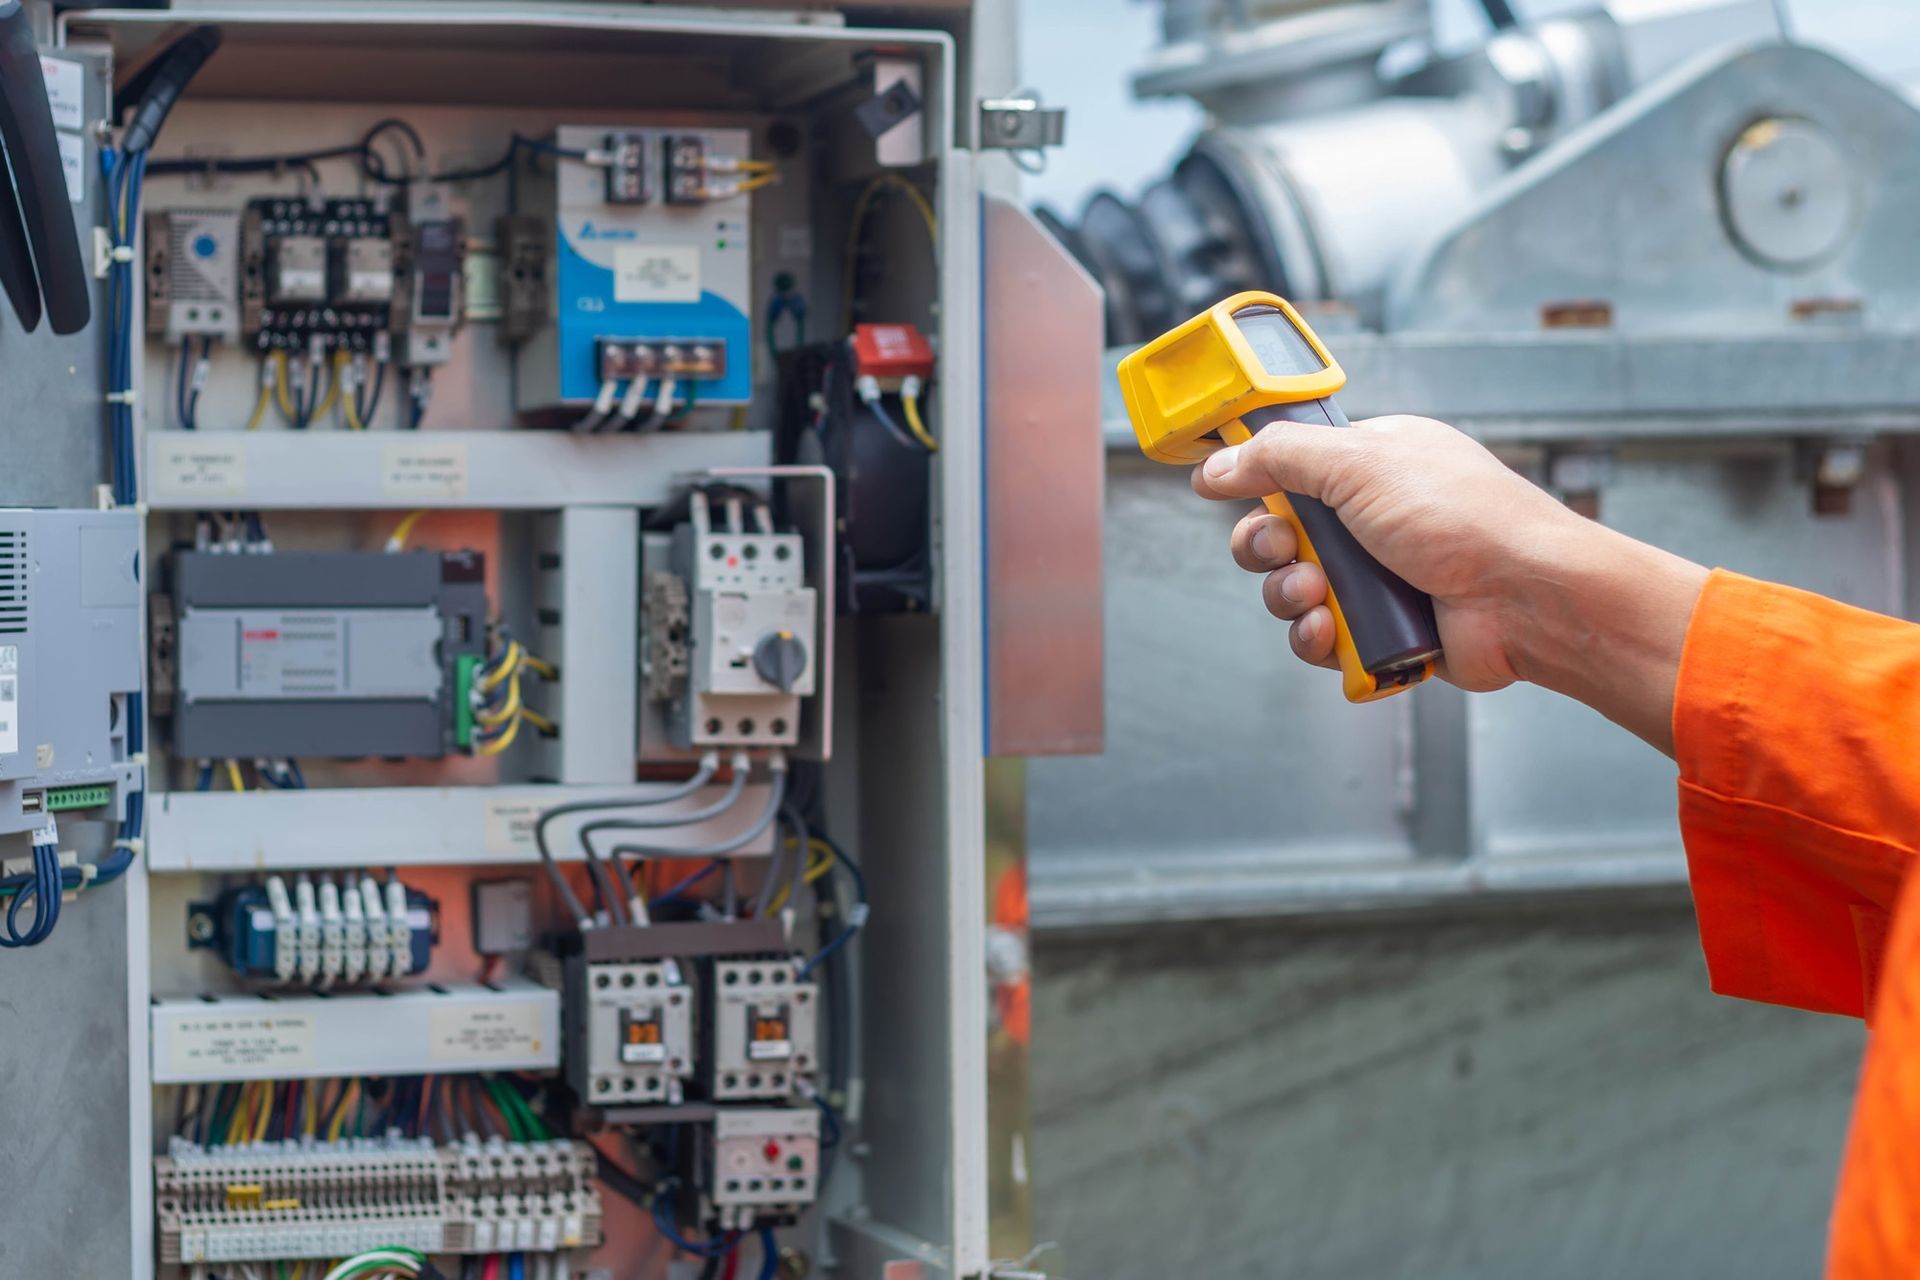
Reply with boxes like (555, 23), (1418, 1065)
(1674, 570), (1920, 1019)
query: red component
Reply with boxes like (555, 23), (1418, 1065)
(852, 323), (935, 381)
(763, 1140), (782, 1162)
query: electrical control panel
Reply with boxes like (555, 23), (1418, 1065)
(515, 123), (755, 411)
(160, 549), (487, 760)
(705, 956), (818, 1102)
(5, 8), (983, 1279)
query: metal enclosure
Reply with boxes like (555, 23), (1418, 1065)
(0, 1), (1088, 1275)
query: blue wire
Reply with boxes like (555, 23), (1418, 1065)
(758, 1226), (779, 1280)
(810, 1092), (843, 1150)
(796, 842), (866, 980)
(651, 861), (721, 907)
(651, 1194), (739, 1258)
(507, 1254), (525, 1280)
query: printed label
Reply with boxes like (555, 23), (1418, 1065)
(430, 1002), (546, 1064)
(57, 132), (84, 204)
(0, 646), (19, 756)
(382, 441), (469, 499)
(152, 442), (246, 501)
(166, 1011), (316, 1075)
(612, 245), (700, 304)
(40, 57), (84, 133)
(483, 798), (541, 854)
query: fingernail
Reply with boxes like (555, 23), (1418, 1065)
(1279, 568), (1308, 603)
(1203, 445), (1241, 479)
(1298, 612), (1320, 643)
(1251, 525), (1278, 562)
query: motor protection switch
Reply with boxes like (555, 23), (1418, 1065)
(1117, 291), (1441, 703)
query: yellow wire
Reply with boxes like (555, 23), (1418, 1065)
(328, 1079), (359, 1141)
(309, 354), (342, 423)
(765, 838), (838, 915)
(519, 705), (557, 734)
(478, 641), (521, 692)
(901, 389), (938, 452)
(475, 714), (522, 757)
(224, 760), (246, 793)
(272, 352), (296, 420)
(226, 1082), (259, 1145)
(251, 1081), (274, 1144)
(338, 351), (365, 431)
(734, 174), (779, 193)
(245, 363), (273, 431)
(521, 652), (558, 680)
(387, 510), (429, 551)
(841, 173), (939, 320)
(476, 673), (521, 727)
(304, 1079), (317, 1138)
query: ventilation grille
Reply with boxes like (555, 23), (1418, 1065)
(0, 531), (27, 635)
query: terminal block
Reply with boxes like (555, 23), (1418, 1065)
(703, 955), (818, 1102)
(594, 336), (728, 383)
(697, 1108), (822, 1232)
(155, 1136), (603, 1265)
(241, 197), (394, 353)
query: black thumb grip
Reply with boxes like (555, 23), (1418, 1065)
(1242, 400), (1439, 675)
(0, 0), (90, 335)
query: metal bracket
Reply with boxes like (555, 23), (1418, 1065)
(978, 95), (1065, 152)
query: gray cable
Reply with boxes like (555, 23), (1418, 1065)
(608, 771), (788, 876)
(577, 765), (747, 854)
(531, 756), (718, 931)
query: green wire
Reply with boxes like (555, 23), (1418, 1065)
(484, 1077), (527, 1141)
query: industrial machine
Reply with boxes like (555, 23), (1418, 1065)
(1032, 0), (1920, 930)
(0, 3), (1104, 1277)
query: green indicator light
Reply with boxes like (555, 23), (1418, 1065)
(717, 239), (728, 250)
(786, 1155), (804, 1171)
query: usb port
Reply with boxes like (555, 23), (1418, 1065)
(21, 791), (43, 815)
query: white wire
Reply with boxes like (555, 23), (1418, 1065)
(615, 375), (651, 425)
(569, 378), (619, 433)
(654, 372), (678, 419)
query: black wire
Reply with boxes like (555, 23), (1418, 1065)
(594, 1146), (660, 1209)
(174, 341), (192, 429)
(1480, 0), (1519, 28)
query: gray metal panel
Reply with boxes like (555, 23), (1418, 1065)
(0, 47), (111, 509)
(983, 197), (1106, 758)
(1031, 905), (1861, 1280)
(0, 44), (133, 1280)
(1391, 43), (1920, 333)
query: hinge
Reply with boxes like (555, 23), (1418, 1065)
(978, 94), (1066, 152)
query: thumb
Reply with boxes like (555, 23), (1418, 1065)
(1191, 420), (1354, 503)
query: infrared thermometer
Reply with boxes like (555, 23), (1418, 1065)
(1117, 292), (1440, 703)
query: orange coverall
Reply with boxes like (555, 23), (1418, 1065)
(1675, 570), (1920, 1275)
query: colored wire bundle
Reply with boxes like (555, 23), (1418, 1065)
(471, 628), (558, 760)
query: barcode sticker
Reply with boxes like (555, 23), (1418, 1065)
(0, 647), (18, 756)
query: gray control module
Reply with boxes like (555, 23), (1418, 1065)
(165, 549), (487, 759)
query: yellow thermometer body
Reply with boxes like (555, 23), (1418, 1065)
(1117, 292), (1441, 702)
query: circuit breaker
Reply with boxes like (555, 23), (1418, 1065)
(0, 510), (143, 838)
(514, 124), (755, 410)
(160, 550), (487, 759)
(643, 495), (817, 754)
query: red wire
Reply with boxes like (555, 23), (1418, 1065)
(482, 1257), (501, 1280)
(283, 1080), (297, 1137)
(722, 1248), (741, 1280)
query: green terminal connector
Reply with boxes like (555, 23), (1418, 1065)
(454, 653), (484, 750)
(45, 783), (114, 813)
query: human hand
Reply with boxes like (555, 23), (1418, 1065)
(1191, 413), (1707, 751)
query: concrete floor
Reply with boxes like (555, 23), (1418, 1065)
(1029, 900), (1864, 1280)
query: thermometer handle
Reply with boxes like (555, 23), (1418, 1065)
(1227, 400), (1441, 702)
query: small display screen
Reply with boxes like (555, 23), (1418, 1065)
(1235, 308), (1326, 378)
